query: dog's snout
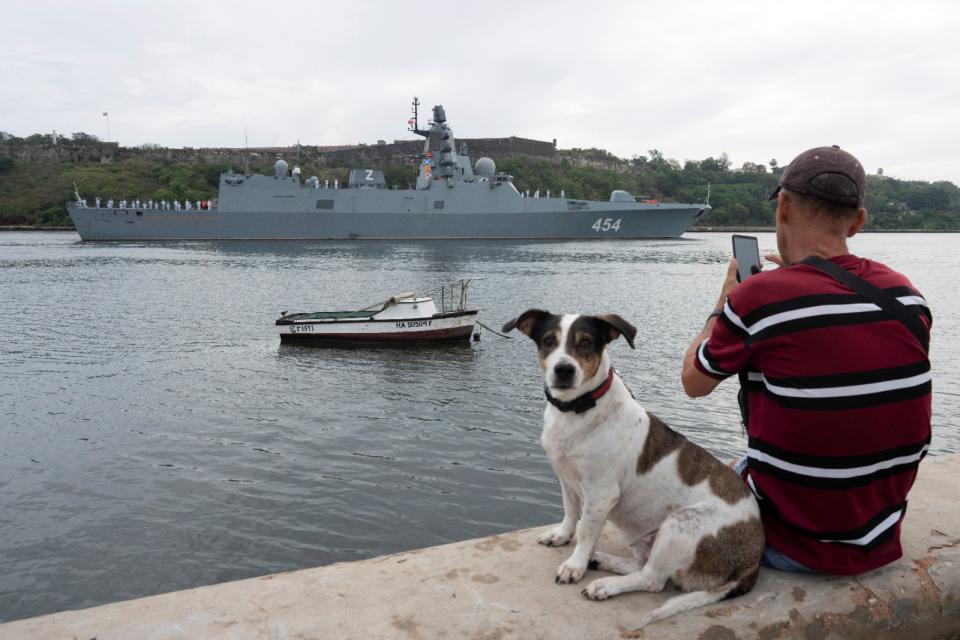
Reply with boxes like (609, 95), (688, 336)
(554, 362), (576, 381)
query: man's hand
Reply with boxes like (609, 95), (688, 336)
(681, 258), (740, 397)
(718, 257), (740, 305)
(764, 252), (785, 267)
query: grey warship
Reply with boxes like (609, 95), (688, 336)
(67, 100), (709, 241)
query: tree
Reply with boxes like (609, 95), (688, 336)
(699, 154), (732, 173)
(71, 132), (101, 145)
(24, 133), (53, 145)
(0, 156), (13, 173)
(647, 149), (666, 168)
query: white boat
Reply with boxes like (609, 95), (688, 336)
(277, 280), (479, 344)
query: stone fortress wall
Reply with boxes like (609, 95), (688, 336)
(1, 137), (555, 166)
(0, 136), (629, 172)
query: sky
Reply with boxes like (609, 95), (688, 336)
(2, 0), (958, 183)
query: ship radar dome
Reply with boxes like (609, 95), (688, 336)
(274, 158), (289, 178)
(475, 157), (496, 177)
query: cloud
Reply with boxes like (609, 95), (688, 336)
(1, 0), (957, 183)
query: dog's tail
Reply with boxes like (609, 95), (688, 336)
(635, 585), (735, 628)
(634, 567), (758, 628)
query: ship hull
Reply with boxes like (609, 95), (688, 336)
(67, 205), (704, 241)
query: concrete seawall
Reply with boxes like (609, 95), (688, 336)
(3, 454), (958, 639)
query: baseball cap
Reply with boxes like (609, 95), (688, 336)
(769, 145), (866, 207)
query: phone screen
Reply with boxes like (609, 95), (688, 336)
(732, 235), (761, 282)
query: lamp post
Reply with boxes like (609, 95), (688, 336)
(102, 112), (110, 143)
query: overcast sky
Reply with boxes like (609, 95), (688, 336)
(2, 0), (958, 183)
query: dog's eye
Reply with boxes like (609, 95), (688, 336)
(542, 334), (557, 348)
(578, 338), (593, 350)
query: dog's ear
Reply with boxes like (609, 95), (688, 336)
(502, 309), (551, 338)
(595, 314), (637, 349)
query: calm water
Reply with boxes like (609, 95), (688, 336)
(1, 231), (958, 622)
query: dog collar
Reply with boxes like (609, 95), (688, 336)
(544, 368), (616, 414)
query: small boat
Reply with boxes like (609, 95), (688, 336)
(277, 279), (479, 344)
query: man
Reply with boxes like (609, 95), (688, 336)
(681, 146), (932, 575)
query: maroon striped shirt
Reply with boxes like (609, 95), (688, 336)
(694, 255), (931, 574)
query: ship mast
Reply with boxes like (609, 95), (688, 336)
(410, 96), (429, 138)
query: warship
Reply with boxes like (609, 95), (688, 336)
(67, 99), (709, 241)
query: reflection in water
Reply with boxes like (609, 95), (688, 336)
(1, 231), (958, 623)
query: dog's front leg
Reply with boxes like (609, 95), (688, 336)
(537, 479), (580, 547)
(556, 490), (618, 584)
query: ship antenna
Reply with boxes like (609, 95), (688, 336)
(295, 139), (301, 167)
(410, 96), (428, 138)
(410, 96), (420, 132)
(705, 182), (711, 206)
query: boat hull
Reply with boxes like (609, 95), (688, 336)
(277, 310), (478, 343)
(67, 205), (704, 241)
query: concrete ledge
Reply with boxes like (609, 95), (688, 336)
(3, 455), (959, 640)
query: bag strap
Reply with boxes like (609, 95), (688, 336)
(801, 256), (929, 353)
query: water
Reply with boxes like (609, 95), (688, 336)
(1, 231), (957, 622)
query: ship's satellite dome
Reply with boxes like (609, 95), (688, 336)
(274, 158), (289, 178)
(475, 157), (496, 177)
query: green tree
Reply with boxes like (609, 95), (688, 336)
(70, 132), (101, 145)
(24, 133), (53, 145)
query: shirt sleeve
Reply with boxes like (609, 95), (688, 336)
(693, 294), (752, 381)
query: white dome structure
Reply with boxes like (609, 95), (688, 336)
(274, 158), (289, 178)
(475, 157), (496, 177)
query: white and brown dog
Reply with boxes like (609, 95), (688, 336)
(503, 309), (763, 627)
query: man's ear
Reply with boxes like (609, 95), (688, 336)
(776, 191), (789, 226)
(847, 208), (868, 238)
(595, 314), (637, 349)
(502, 309), (551, 338)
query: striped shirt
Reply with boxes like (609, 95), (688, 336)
(694, 254), (932, 575)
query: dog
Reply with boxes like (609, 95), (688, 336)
(502, 309), (764, 628)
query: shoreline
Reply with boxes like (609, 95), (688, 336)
(2, 226), (957, 235)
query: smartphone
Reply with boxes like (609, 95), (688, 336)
(732, 234), (761, 282)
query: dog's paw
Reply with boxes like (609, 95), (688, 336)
(581, 576), (621, 601)
(555, 560), (587, 584)
(537, 526), (573, 548)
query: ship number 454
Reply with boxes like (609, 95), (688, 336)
(592, 218), (622, 232)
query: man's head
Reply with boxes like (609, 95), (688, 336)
(770, 146), (868, 263)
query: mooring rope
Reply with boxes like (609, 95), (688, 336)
(476, 320), (513, 339)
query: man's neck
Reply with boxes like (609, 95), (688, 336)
(785, 232), (851, 264)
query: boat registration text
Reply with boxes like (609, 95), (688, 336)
(396, 320), (433, 328)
